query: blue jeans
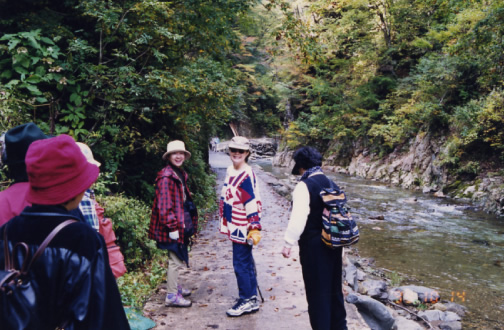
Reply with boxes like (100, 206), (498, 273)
(232, 242), (257, 300)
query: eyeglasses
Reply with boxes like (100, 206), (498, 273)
(229, 148), (247, 154)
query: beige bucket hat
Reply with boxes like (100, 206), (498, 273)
(162, 140), (191, 160)
(77, 142), (101, 167)
(228, 136), (250, 151)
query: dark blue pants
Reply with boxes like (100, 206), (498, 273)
(299, 237), (347, 330)
(232, 242), (257, 300)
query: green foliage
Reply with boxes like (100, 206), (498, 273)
(96, 194), (158, 270)
(457, 161), (480, 179)
(117, 256), (167, 308)
(414, 301), (429, 311)
(388, 271), (403, 287)
(0, 0), (264, 205)
(438, 137), (462, 168)
(265, 0), (504, 171)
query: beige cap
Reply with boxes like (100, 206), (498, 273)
(228, 136), (250, 150)
(162, 140), (191, 160)
(77, 142), (101, 167)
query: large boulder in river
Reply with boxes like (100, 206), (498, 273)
(346, 293), (395, 330)
(215, 138), (277, 157)
(249, 138), (277, 157)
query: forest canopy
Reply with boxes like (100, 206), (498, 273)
(0, 0), (283, 203)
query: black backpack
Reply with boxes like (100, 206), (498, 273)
(319, 182), (359, 249)
(0, 219), (76, 329)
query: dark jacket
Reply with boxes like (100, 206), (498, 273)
(149, 164), (198, 244)
(299, 174), (332, 243)
(0, 205), (130, 330)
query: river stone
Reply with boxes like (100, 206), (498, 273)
(418, 310), (444, 321)
(438, 321), (462, 330)
(392, 316), (424, 330)
(399, 285), (440, 303)
(346, 293), (395, 330)
(388, 289), (402, 303)
(443, 301), (467, 317)
(443, 311), (461, 322)
(433, 302), (448, 311)
(344, 262), (358, 290)
(249, 138), (277, 156)
(358, 279), (388, 298)
(402, 288), (418, 305)
(357, 269), (366, 281)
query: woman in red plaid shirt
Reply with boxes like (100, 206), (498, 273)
(149, 140), (198, 307)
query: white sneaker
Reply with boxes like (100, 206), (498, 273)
(178, 284), (191, 297)
(165, 293), (192, 307)
(226, 298), (258, 317)
(249, 296), (260, 312)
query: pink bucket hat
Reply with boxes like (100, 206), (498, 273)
(25, 134), (100, 205)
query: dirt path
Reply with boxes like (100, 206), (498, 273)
(143, 152), (369, 329)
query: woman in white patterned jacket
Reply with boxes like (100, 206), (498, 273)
(219, 136), (262, 317)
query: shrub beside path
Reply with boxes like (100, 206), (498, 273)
(143, 152), (369, 329)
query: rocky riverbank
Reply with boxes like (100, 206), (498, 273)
(258, 161), (468, 330)
(273, 133), (504, 217)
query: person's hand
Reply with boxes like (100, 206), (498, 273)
(247, 229), (261, 246)
(281, 246), (291, 258)
(169, 231), (179, 240)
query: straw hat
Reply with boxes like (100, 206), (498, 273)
(228, 136), (250, 151)
(77, 142), (101, 167)
(162, 140), (191, 160)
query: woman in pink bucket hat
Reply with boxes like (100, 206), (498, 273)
(149, 140), (199, 307)
(0, 134), (130, 329)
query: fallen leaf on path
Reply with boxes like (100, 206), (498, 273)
(203, 266), (209, 271)
(274, 308), (279, 312)
(266, 287), (273, 291)
(269, 296), (276, 300)
(199, 304), (208, 307)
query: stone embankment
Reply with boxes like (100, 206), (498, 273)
(273, 133), (504, 217)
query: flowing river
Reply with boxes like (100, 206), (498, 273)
(254, 158), (504, 330)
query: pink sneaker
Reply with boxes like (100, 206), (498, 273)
(165, 292), (192, 307)
(178, 284), (191, 297)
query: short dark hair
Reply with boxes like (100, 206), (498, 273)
(291, 146), (322, 175)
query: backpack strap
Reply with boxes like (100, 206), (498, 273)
(27, 219), (78, 271)
(3, 224), (13, 270)
(1, 224), (28, 272)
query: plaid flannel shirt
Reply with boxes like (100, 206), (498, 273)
(78, 189), (99, 231)
(149, 165), (197, 243)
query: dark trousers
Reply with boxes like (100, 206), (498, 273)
(232, 242), (257, 300)
(299, 237), (347, 330)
